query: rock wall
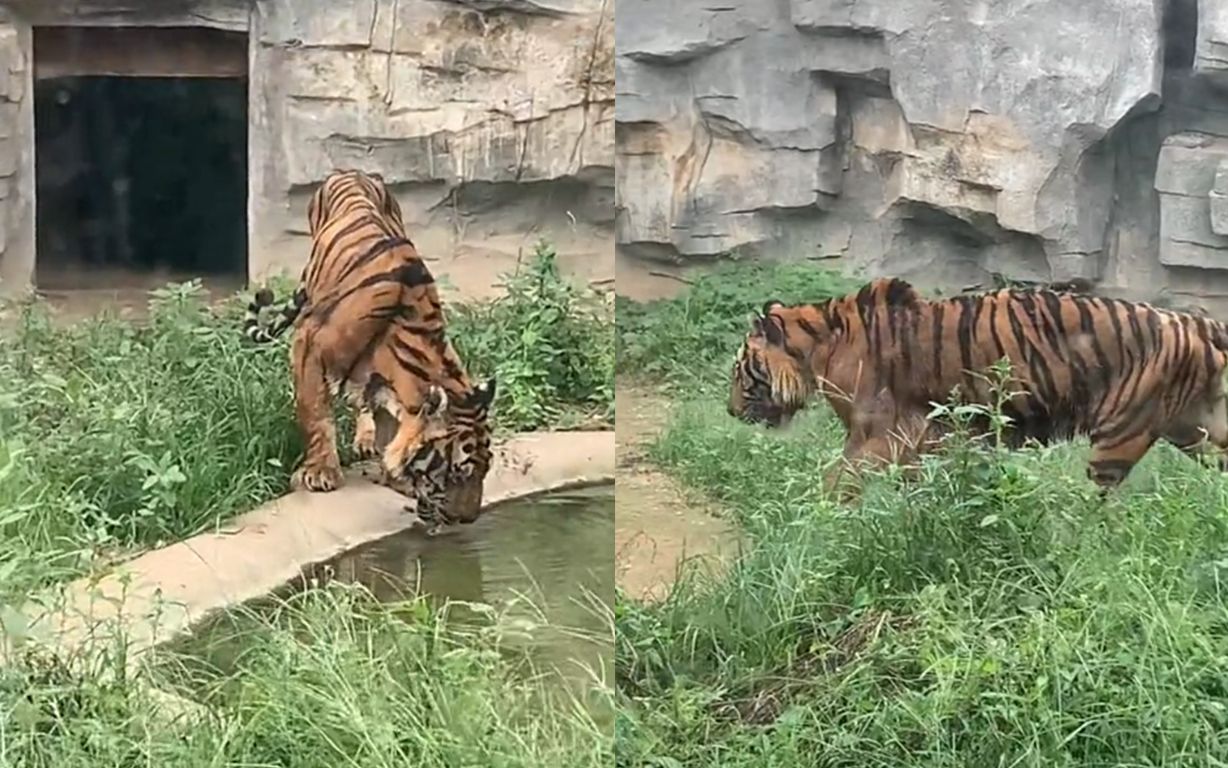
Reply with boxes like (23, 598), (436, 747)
(254, 0), (615, 297)
(0, 13), (31, 295)
(615, 0), (1228, 313)
(0, 0), (613, 300)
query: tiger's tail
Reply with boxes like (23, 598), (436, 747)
(243, 286), (307, 343)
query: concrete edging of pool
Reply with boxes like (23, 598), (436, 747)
(19, 430), (614, 675)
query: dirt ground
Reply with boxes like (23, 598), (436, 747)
(0, 264), (244, 328)
(6, 258), (507, 328)
(615, 381), (739, 602)
(18, 255), (615, 324)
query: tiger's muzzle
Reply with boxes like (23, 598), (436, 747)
(729, 400), (794, 428)
(405, 456), (488, 527)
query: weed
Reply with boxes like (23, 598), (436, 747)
(453, 240), (614, 430)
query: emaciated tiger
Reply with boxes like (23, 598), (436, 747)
(242, 169), (496, 529)
(728, 277), (1228, 492)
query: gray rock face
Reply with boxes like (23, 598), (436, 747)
(616, 0), (1228, 312)
(1197, 0), (1228, 81)
(1157, 133), (1228, 270)
(254, 0), (615, 293)
(0, 0), (613, 298)
(1210, 160), (1228, 237)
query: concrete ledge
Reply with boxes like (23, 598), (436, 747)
(21, 430), (614, 666)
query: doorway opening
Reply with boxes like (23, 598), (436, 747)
(32, 26), (248, 299)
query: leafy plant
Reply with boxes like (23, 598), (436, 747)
(452, 240), (614, 431)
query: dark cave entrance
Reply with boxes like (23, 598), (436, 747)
(32, 26), (248, 292)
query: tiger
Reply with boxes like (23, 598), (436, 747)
(728, 276), (1228, 494)
(242, 169), (496, 530)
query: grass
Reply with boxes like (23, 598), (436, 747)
(615, 261), (862, 386)
(2, 583), (611, 766)
(615, 262), (1228, 766)
(0, 240), (613, 765)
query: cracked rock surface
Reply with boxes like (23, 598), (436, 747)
(615, 0), (1228, 312)
(0, 0), (614, 297)
(258, 0), (615, 293)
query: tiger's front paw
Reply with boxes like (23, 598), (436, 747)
(370, 468), (412, 497)
(351, 429), (379, 460)
(291, 460), (344, 493)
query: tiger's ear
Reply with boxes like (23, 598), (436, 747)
(757, 300), (787, 342)
(761, 313), (787, 346)
(419, 385), (448, 419)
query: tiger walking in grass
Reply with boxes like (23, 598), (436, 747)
(728, 277), (1228, 495)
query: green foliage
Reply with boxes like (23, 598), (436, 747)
(616, 262), (1228, 766)
(619, 392), (1228, 767)
(615, 261), (860, 385)
(452, 240), (614, 430)
(0, 282), (300, 595)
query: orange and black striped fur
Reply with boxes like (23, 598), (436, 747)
(728, 277), (1228, 492)
(242, 170), (496, 528)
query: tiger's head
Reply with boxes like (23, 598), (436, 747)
(379, 378), (497, 527)
(308, 169), (406, 236)
(729, 280), (922, 428)
(728, 300), (820, 428)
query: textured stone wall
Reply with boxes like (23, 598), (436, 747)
(253, 0), (614, 297)
(0, 0), (613, 299)
(615, 0), (1228, 313)
(0, 10), (31, 295)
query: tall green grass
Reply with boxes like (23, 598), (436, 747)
(615, 261), (860, 385)
(615, 263), (1228, 766)
(2, 583), (611, 766)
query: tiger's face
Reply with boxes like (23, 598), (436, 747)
(727, 302), (813, 428)
(381, 379), (497, 527)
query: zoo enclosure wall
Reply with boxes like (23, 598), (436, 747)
(0, 0), (615, 299)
